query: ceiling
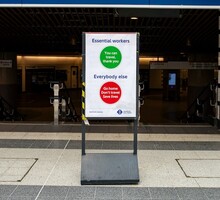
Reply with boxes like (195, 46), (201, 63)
(0, 7), (218, 57)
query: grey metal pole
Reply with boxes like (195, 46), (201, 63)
(82, 33), (86, 155)
(82, 121), (86, 155)
(134, 32), (140, 155)
(133, 119), (138, 155)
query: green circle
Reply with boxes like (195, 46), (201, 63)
(100, 46), (122, 69)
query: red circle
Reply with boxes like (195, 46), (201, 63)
(100, 82), (121, 104)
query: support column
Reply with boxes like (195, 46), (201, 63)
(22, 66), (26, 92)
(0, 52), (17, 107)
(217, 11), (220, 128)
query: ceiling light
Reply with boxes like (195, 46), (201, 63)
(131, 17), (138, 20)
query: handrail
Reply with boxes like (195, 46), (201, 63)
(180, 79), (216, 122)
(60, 82), (79, 121)
(0, 96), (23, 121)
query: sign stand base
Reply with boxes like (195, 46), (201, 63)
(81, 153), (139, 185)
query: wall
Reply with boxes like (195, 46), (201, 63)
(149, 69), (163, 89)
(17, 55), (163, 92)
(17, 55), (82, 91)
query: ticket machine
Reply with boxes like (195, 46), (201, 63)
(163, 70), (180, 101)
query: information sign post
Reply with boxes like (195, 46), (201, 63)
(81, 32), (139, 185)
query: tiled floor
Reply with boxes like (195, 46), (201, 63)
(2, 185), (220, 200)
(0, 123), (220, 199)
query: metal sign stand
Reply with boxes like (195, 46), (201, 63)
(81, 120), (139, 185)
(81, 33), (139, 185)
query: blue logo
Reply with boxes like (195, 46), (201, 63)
(117, 109), (123, 115)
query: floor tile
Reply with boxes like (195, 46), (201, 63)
(37, 186), (69, 197)
(0, 167), (7, 175)
(103, 133), (119, 141)
(154, 142), (174, 150)
(87, 133), (103, 141)
(171, 142), (191, 151)
(4, 167), (30, 176)
(37, 196), (66, 200)
(95, 187), (122, 199)
(119, 141), (133, 150)
(203, 188), (220, 200)
(47, 140), (68, 149)
(66, 140), (81, 149)
(195, 178), (220, 187)
(138, 142), (155, 150)
(122, 187), (150, 199)
(95, 199), (122, 200)
(188, 142), (220, 151)
(0, 197), (8, 200)
(0, 158), (37, 182)
(11, 185), (41, 197)
(8, 196), (36, 200)
(30, 140), (52, 148)
(177, 159), (220, 178)
(102, 141), (120, 149)
(86, 141), (103, 149)
(149, 188), (179, 199)
(0, 185), (17, 196)
(175, 188), (207, 200)
(66, 186), (95, 198)
(150, 199), (179, 200)
(0, 175), (24, 182)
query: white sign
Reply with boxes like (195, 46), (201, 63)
(85, 32), (137, 118)
(0, 60), (12, 68)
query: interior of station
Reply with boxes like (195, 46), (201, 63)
(0, 8), (219, 125)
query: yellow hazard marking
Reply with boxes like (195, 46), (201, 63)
(82, 114), (86, 120)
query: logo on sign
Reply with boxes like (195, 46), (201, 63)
(117, 109), (123, 115)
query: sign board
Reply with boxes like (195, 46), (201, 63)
(0, 0), (220, 8)
(84, 32), (138, 118)
(150, 61), (218, 69)
(0, 60), (12, 68)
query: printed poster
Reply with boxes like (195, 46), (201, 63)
(85, 32), (138, 118)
